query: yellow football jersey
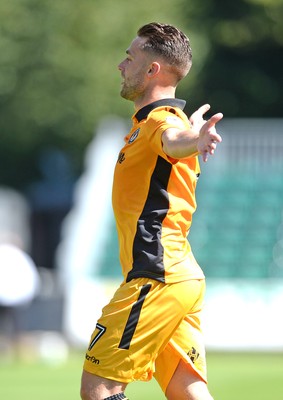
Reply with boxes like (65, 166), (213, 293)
(112, 98), (204, 284)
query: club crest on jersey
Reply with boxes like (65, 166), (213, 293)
(187, 347), (200, 364)
(128, 128), (140, 143)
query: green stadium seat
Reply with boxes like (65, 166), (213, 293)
(191, 169), (283, 279)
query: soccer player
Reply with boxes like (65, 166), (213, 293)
(80, 22), (223, 400)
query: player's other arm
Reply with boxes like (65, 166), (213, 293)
(162, 104), (223, 162)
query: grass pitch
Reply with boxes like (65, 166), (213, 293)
(0, 351), (282, 399)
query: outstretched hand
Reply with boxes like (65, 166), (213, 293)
(190, 104), (223, 162)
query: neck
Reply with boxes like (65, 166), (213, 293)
(134, 86), (176, 111)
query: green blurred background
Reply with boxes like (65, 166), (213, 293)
(0, 0), (283, 399)
(1, 351), (283, 399)
(1, 0), (282, 189)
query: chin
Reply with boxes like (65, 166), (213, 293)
(120, 91), (132, 101)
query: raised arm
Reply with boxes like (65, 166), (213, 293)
(162, 104), (223, 162)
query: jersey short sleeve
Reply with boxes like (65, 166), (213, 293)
(144, 107), (191, 162)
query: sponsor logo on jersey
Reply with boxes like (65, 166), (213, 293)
(128, 128), (140, 143)
(85, 353), (100, 364)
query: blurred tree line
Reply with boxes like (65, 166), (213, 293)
(0, 0), (282, 190)
(178, 0), (283, 118)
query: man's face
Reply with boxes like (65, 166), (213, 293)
(118, 36), (151, 102)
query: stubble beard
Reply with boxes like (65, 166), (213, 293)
(120, 77), (145, 102)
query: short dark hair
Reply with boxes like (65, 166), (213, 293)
(137, 22), (192, 82)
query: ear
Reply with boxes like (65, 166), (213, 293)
(147, 62), (161, 77)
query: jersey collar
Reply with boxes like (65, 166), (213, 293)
(134, 98), (186, 123)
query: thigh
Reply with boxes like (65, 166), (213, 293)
(80, 370), (127, 400)
(154, 279), (207, 394)
(165, 359), (214, 400)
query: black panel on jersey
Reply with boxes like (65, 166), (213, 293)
(127, 156), (172, 283)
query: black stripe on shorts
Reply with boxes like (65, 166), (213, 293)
(118, 283), (151, 350)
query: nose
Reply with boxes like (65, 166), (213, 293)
(118, 60), (125, 71)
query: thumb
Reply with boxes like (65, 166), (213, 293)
(190, 104), (211, 123)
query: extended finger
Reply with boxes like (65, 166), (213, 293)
(197, 103), (211, 116)
(206, 113), (223, 128)
(202, 151), (209, 162)
(209, 141), (217, 149)
(210, 132), (222, 143)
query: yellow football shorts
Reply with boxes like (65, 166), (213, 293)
(83, 277), (207, 393)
